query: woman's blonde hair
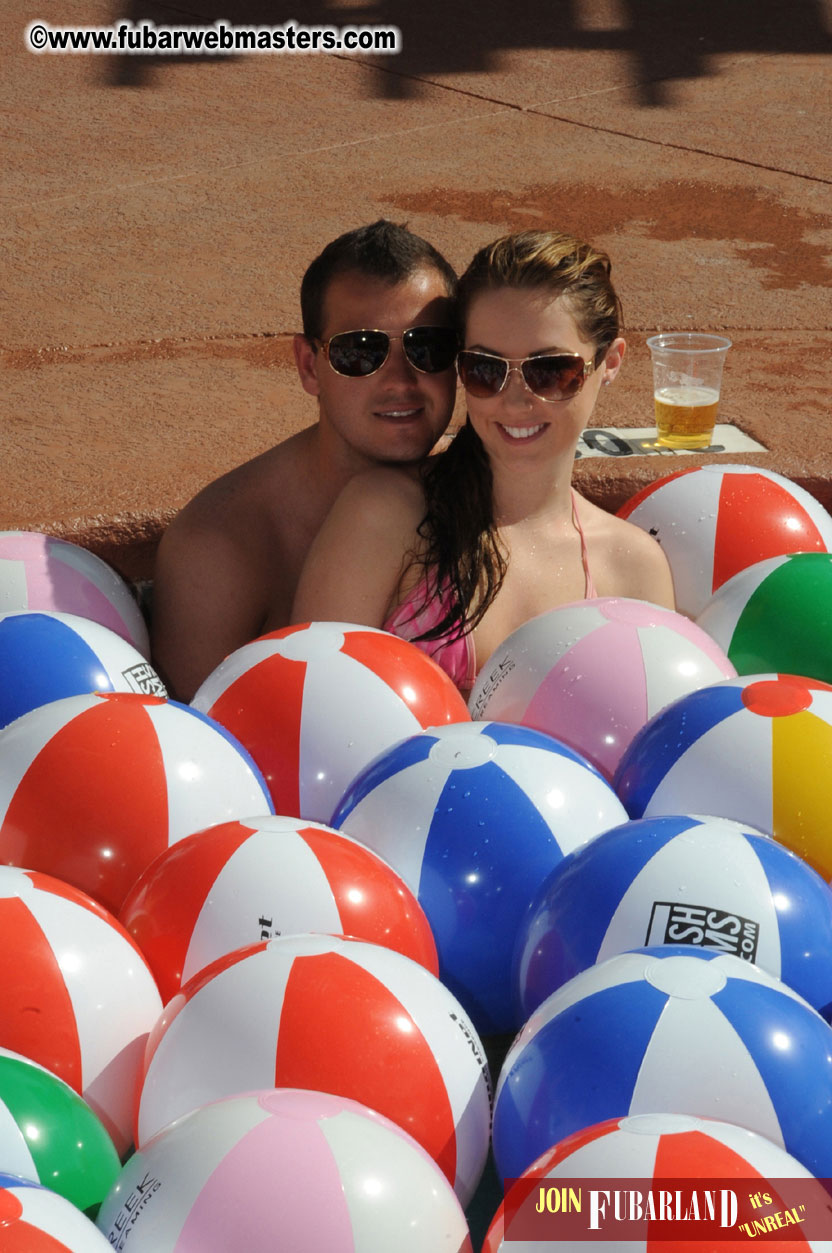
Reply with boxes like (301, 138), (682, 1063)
(457, 229), (623, 354)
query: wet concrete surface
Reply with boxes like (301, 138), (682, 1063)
(3, 0), (831, 583)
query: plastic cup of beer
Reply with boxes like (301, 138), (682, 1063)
(647, 332), (732, 450)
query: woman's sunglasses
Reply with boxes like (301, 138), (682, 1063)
(457, 348), (597, 402)
(315, 326), (459, 378)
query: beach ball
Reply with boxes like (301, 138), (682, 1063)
(332, 721), (627, 1034)
(136, 933), (491, 1206)
(0, 1047), (119, 1216)
(613, 674), (832, 879)
(0, 1175), (112, 1250)
(492, 947), (832, 1183)
(97, 1089), (472, 1252)
(0, 611), (165, 731)
(119, 814), (439, 1003)
(468, 599), (735, 779)
(191, 621), (470, 823)
(515, 814), (832, 1021)
(484, 1113), (831, 1251)
(0, 866), (162, 1156)
(0, 691), (273, 914)
(696, 553), (832, 684)
(617, 465), (832, 617)
(0, 531), (150, 656)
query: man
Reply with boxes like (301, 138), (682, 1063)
(151, 221), (459, 700)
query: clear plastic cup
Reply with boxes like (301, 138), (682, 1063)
(647, 332), (732, 450)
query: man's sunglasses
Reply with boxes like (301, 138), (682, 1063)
(457, 348), (598, 402)
(314, 326), (459, 378)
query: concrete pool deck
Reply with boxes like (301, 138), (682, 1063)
(3, 0), (832, 587)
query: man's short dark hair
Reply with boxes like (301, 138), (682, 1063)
(300, 219), (457, 340)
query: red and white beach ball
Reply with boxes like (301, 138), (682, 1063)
(97, 1089), (473, 1252)
(617, 465), (832, 617)
(0, 610), (165, 731)
(484, 1113), (829, 1252)
(0, 866), (162, 1156)
(469, 599), (735, 778)
(0, 1175), (112, 1251)
(136, 933), (492, 1206)
(614, 674), (832, 880)
(0, 691), (273, 914)
(120, 814), (439, 1003)
(0, 531), (150, 656)
(191, 621), (470, 823)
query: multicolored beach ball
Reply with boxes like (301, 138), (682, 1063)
(332, 720), (627, 1034)
(119, 814), (439, 1003)
(136, 933), (491, 1206)
(0, 531), (150, 656)
(0, 691), (273, 914)
(617, 465), (832, 617)
(0, 1174), (112, 1251)
(468, 598), (735, 778)
(191, 621), (470, 823)
(492, 948), (832, 1183)
(97, 1089), (472, 1252)
(613, 674), (832, 879)
(0, 1047), (119, 1216)
(514, 814), (832, 1021)
(484, 1113), (830, 1252)
(696, 552), (832, 684)
(0, 610), (165, 730)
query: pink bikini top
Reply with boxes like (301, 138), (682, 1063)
(383, 490), (597, 691)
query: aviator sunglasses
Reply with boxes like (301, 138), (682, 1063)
(457, 348), (599, 402)
(314, 326), (459, 378)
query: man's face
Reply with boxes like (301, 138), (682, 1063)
(296, 268), (457, 466)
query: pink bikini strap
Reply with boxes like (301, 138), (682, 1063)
(571, 489), (597, 599)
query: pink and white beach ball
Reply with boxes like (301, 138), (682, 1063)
(0, 866), (162, 1156)
(191, 621), (470, 823)
(136, 933), (492, 1206)
(0, 531), (150, 656)
(97, 1089), (472, 1252)
(617, 465), (832, 617)
(469, 598), (735, 778)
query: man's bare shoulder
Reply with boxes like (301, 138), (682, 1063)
(170, 429), (314, 545)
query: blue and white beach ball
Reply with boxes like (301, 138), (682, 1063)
(614, 674), (832, 880)
(493, 948), (832, 1182)
(515, 814), (832, 1021)
(0, 610), (165, 730)
(331, 721), (627, 1034)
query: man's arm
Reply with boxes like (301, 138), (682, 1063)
(151, 508), (269, 703)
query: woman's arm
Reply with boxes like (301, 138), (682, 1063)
(291, 468), (425, 628)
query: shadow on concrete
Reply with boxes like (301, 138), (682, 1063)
(108, 0), (832, 105)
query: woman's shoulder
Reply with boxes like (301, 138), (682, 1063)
(334, 466), (426, 527)
(577, 494), (676, 607)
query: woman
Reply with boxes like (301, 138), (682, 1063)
(291, 229), (675, 695)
